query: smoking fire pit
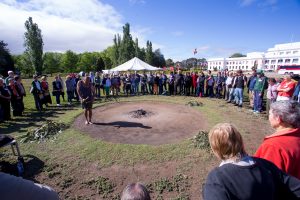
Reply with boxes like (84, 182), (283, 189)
(128, 109), (154, 119)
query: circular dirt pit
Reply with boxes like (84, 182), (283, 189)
(73, 101), (207, 145)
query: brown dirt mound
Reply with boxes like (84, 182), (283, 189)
(73, 101), (207, 145)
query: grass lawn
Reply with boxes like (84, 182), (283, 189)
(0, 77), (273, 200)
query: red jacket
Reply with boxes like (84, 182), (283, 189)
(192, 74), (198, 88)
(277, 80), (296, 98)
(254, 128), (300, 179)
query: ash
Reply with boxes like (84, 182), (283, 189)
(129, 109), (154, 119)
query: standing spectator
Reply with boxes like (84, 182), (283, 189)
(57, 74), (65, 101)
(94, 72), (101, 98)
(4, 71), (14, 86)
(153, 73), (159, 95)
(203, 123), (300, 200)
(266, 78), (278, 116)
(247, 71), (257, 108)
(134, 72), (140, 95)
(214, 71), (224, 99)
(174, 71), (183, 95)
(276, 75), (296, 101)
(184, 72), (192, 96)
(196, 72), (206, 97)
(65, 75), (75, 105)
(140, 74), (148, 95)
(41, 76), (52, 107)
(74, 74), (81, 102)
(14, 75), (26, 116)
(191, 71), (198, 96)
(158, 73), (163, 95)
(255, 101), (300, 179)
(253, 72), (268, 113)
(162, 72), (167, 92)
(206, 71), (214, 98)
(104, 74), (111, 97)
(0, 78), (11, 120)
(111, 74), (119, 96)
(89, 71), (95, 85)
(7, 78), (20, 116)
(168, 71), (175, 96)
(77, 76), (95, 125)
(31, 75), (43, 111)
(227, 72), (237, 103)
(147, 72), (154, 94)
(125, 75), (132, 96)
(224, 72), (233, 101)
(233, 70), (247, 107)
(52, 76), (63, 106)
(293, 80), (300, 102)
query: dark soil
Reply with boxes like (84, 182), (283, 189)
(73, 102), (208, 145)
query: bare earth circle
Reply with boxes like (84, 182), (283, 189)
(73, 101), (207, 145)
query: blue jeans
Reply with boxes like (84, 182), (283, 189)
(254, 90), (263, 112)
(234, 88), (243, 105)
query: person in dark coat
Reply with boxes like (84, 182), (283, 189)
(0, 78), (11, 121)
(52, 76), (63, 106)
(31, 75), (43, 111)
(203, 123), (300, 200)
(41, 76), (52, 106)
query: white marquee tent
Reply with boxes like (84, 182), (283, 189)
(110, 57), (161, 72)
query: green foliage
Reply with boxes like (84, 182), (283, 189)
(0, 40), (15, 76)
(77, 52), (99, 72)
(43, 52), (62, 75)
(84, 176), (115, 198)
(24, 17), (44, 75)
(191, 131), (210, 150)
(153, 49), (166, 68)
(13, 52), (35, 77)
(166, 58), (174, 67)
(61, 50), (78, 72)
(229, 53), (246, 58)
(146, 40), (154, 65)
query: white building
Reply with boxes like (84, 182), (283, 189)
(207, 42), (300, 71)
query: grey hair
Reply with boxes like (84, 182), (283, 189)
(270, 101), (300, 128)
(121, 182), (151, 200)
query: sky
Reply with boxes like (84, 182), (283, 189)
(1, 0), (300, 61)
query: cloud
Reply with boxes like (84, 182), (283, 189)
(239, 0), (278, 7)
(171, 31), (184, 37)
(129, 0), (146, 5)
(0, 0), (123, 54)
(240, 0), (257, 7)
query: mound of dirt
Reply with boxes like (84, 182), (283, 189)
(73, 102), (207, 145)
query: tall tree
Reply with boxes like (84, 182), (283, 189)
(61, 50), (78, 72)
(134, 38), (140, 58)
(13, 53), (34, 76)
(119, 23), (135, 63)
(145, 41), (154, 65)
(24, 17), (44, 75)
(0, 41), (15, 76)
(96, 56), (105, 71)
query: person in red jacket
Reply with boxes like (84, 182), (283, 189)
(255, 100), (300, 179)
(276, 74), (296, 101)
(191, 71), (198, 96)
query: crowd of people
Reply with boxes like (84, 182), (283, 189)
(1, 69), (300, 199)
(1, 68), (300, 123)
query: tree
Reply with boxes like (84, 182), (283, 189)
(229, 53), (246, 58)
(61, 50), (78, 72)
(145, 41), (154, 65)
(77, 52), (98, 72)
(153, 49), (166, 68)
(24, 17), (44, 75)
(119, 23), (135, 63)
(166, 58), (174, 67)
(95, 56), (105, 71)
(43, 52), (62, 75)
(13, 53), (34, 76)
(0, 41), (15, 76)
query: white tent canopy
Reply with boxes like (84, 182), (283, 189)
(110, 57), (161, 72)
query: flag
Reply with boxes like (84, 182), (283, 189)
(193, 48), (197, 55)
